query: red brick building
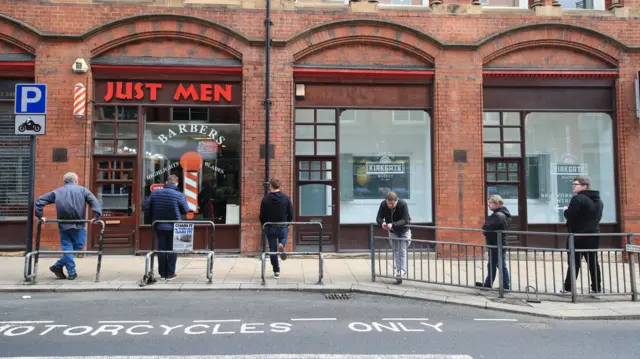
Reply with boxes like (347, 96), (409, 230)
(0, 0), (639, 255)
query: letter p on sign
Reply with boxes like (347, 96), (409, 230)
(15, 84), (47, 114)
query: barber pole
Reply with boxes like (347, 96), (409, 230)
(73, 83), (86, 119)
(179, 151), (204, 219)
(184, 171), (199, 213)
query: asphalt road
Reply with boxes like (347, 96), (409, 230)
(1, 291), (639, 359)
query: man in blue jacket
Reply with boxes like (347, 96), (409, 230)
(143, 174), (190, 280)
(35, 172), (102, 280)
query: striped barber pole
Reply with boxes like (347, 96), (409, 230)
(183, 171), (199, 213)
(73, 83), (86, 119)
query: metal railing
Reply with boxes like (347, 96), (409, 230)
(24, 219), (106, 283)
(370, 224), (640, 303)
(261, 221), (324, 285)
(140, 220), (215, 287)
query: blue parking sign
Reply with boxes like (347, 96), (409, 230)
(15, 84), (47, 114)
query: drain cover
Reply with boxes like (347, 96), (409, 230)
(325, 293), (352, 300)
(517, 322), (553, 330)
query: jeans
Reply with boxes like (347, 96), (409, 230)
(54, 228), (86, 276)
(389, 230), (411, 275)
(157, 230), (177, 278)
(484, 248), (510, 290)
(265, 226), (289, 273)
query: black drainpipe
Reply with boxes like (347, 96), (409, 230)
(263, 0), (272, 196)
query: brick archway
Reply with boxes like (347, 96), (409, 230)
(0, 14), (40, 55)
(286, 19), (442, 66)
(478, 23), (623, 67)
(84, 14), (252, 61)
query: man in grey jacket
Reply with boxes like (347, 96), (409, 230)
(35, 172), (102, 280)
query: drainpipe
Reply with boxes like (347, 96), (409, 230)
(264, 0), (272, 196)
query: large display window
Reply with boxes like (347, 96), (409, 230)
(339, 109), (433, 224)
(524, 112), (615, 224)
(141, 106), (241, 225)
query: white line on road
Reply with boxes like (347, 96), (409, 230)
(290, 318), (337, 321)
(0, 321), (54, 324)
(1, 355), (474, 359)
(381, 318), (429, 321)
(193, 319), (242, 323)
(473, 318), (518, 322)
(98, 321), (150, 324)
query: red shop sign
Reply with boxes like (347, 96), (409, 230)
(150, 184), (164, 192)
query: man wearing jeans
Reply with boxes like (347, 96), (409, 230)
(143, 174), (190, 280)
(259, 178), (294, 279)
(35, 172), (102, 280)
(376, 191), (412, 284)
(476, 194), (511, 290)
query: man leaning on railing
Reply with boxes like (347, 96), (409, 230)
(476, 194), (511, 290)
(34, 172), (102, 281)
(376, 191), (412, 284)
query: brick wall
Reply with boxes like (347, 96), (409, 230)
(0, 0), (639, 252)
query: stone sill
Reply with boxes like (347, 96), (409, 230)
(482, 7), (535, 15)
(184, 0), (242, 5)
(378, 4), (433, 12)
(563, 9), (614, 17)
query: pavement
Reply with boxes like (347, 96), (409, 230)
(2, 291), (640, 358)
(1, 255), (639, 320)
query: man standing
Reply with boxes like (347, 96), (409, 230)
(35, 172), (102, 280)
(563, 176), (603, 294)
(476, 195), (511, 290)
(143, 174), (190, 280)
(376, 191), (411, 284)
(259, 178), (294, 279)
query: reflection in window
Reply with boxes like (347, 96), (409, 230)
(524, 112), (615, 223)
(339, 109), (432, 224)
(142, 106), (241, 225)
(97, 184), (133, 217)
(300, 184), (332, 216)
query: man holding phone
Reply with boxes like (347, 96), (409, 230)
(376, 191), (412, 284)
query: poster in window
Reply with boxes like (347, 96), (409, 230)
(554, 163), (587, 222)
(352, 155), (410, 200)
(173, 223), (194, 251)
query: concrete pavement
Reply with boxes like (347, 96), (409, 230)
(1, 255), (639, 320)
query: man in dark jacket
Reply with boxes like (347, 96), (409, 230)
(35, 172), (102, 280)
(259, 178), (294, 279)
(143, 174), (190, 280)
(477, 194), (511, 290)
(563, 175), (603, 293)
(376, 191), (412, 284)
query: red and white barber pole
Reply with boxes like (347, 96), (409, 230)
(73, 83), (87, 119)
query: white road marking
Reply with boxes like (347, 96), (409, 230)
(193, 319), (242, 323)
(98, 321), (150, 324)
(381, 318), (429, 321)
(0, 321), (54, 324)
(473, 318), (518, 322)
(290, 318), (337, 321)
(1, 355), (474, 359)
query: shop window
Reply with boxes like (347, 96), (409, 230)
(524, 112), (615, 224)
(95, 159), (134, 217)
(338, 109), (432, 224)
(294, 109), (336, 156)
(483, 112), (522, 158)
(93, 106), (138, 155)
(142, 107), (241, 225)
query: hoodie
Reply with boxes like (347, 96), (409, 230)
(482, 206), (512, 246)
(564, 190), (604, 234)
(259, 191), (294, 226)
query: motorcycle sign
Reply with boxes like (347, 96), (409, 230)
(14, 114), (46, 136)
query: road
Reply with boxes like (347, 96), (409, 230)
(1, 291), (639, 359)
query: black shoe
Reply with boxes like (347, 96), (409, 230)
(50, 265), (66, 279)
(475, 282), (491, 289)
(67, 273), (77, 280)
